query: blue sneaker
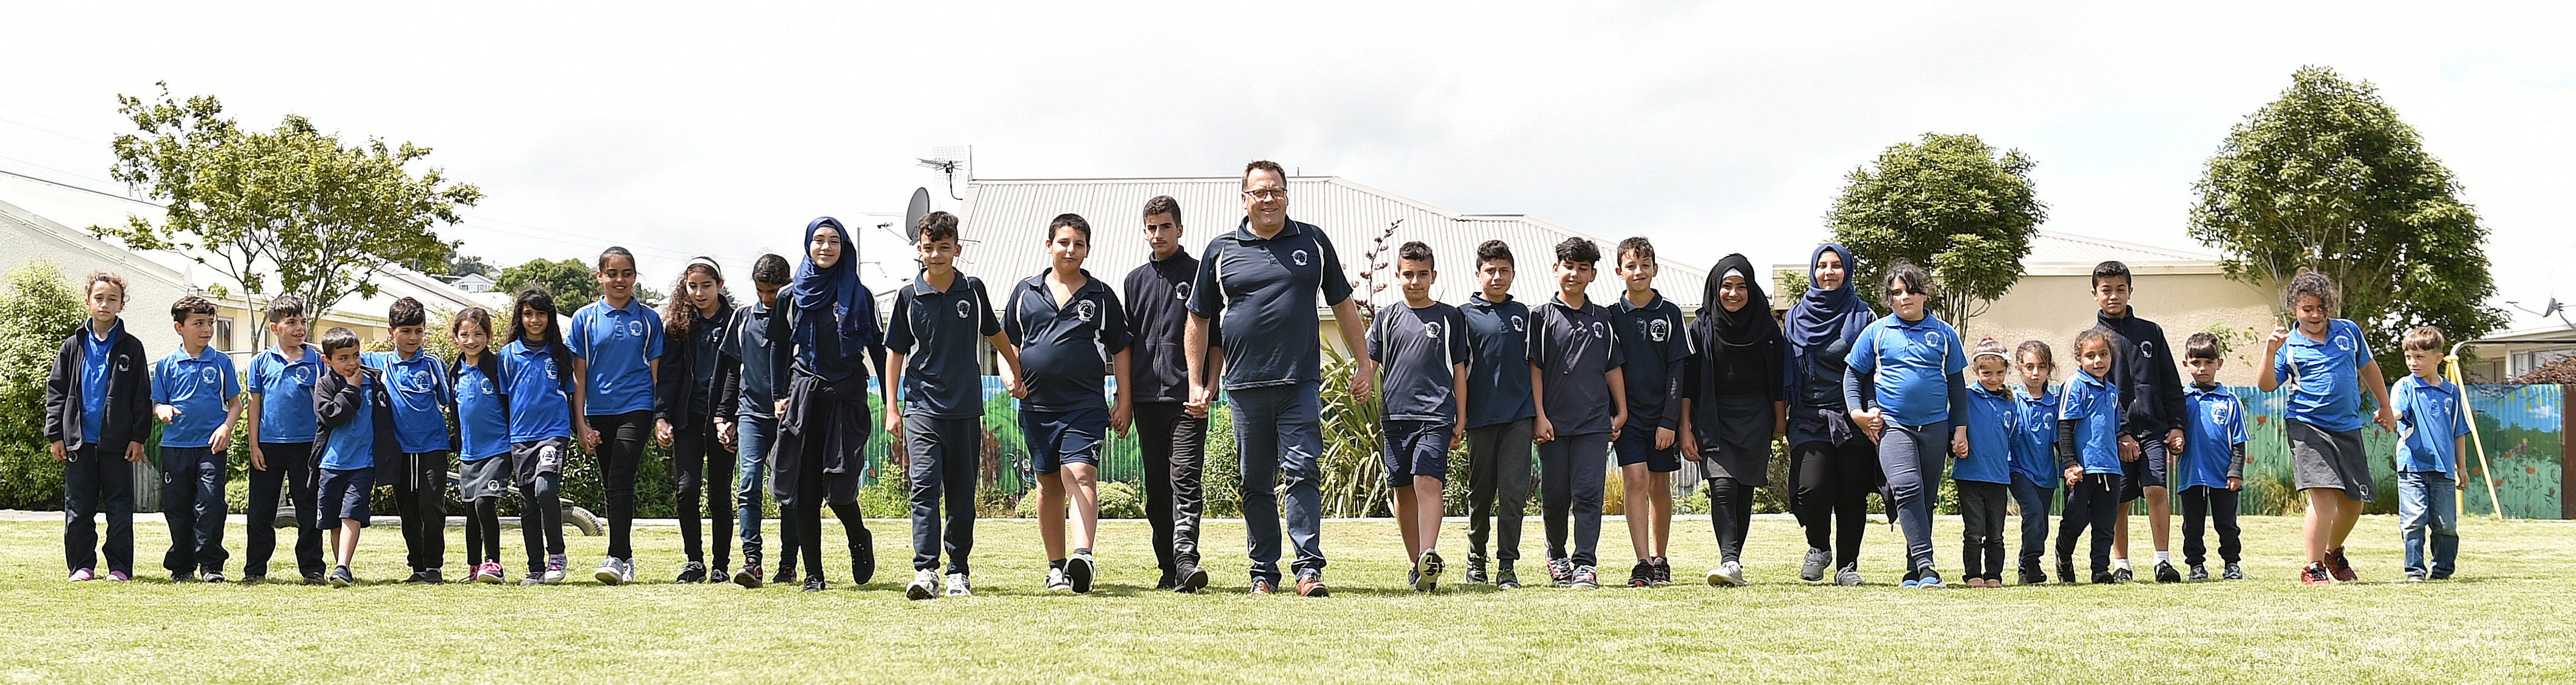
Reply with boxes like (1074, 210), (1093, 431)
(1899, 569), (1922, 588)
(1917, 569), (1945, 588)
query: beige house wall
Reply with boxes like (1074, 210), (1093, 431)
(1958, 266), (2279, 387)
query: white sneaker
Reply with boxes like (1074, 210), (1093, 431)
(1707, 561), (1746, 587)
(906, 569), (939, 600)
(1045, 566), (1073, 592)
(594, 557), (633, 586)
(945, 572), (973, 597)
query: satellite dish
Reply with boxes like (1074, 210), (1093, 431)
(903, 187), (932, 243)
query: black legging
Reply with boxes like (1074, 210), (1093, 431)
(1706, 476), (1755, 563)
(590, 410), (652, 560)
(1793, 439), (1875, 568)
(785, 457), (870, 582)
(464, 497), (502, 565)
(520, 471), (565, 571)
(673, 419), (734, 569)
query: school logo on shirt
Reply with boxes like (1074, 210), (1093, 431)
(2333, 334), (2353, 352)
(407, 369), (435, 393)
(544, 362), (557, 380)
(1509, 315), (1525, 332)
(291, 367), (311, 385)
(622, 320), (642, 338)
(954, 299), (974, 319)
(1076, 299), (1097, 322)
(1424, 321), (1442, 339)
(1647, 318), (1669, 342)
(1175, 283), (1190, 301)
(2138, 340), (2154, 359)
(115, 356), (130, 372)
(2212, 401), (2232, 422)
(1290, 249), (1309, 266)
(1589, 321), (1606, 339)
(200, 367), (218, 385)
(1926, 330), (1942, 348)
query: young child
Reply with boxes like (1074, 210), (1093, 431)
(1678, 254), (1785, 588)
(2008, 341), (2061, 585)
(1528, 237), (1628, 590)
(243, 295), (326, 584)
(2089, 261), (2189, 583)
(47, 272), (152, 583)
(503, 287), (580, 585)
(1369, 241), (1470, 592)
(448, 306), (516, 584)
(1458, 240), (1537, 589)
(2177, 332), (2250, 581)
(657, 258), (739, 583)
(1122, 196), (1219, 593)
(2259, 271), (2397, 585)
(1842, 262), (1968, 589)
(314, 326), (394, 587)
(363, 297), (454, 583)
(1953, 338), (2016, 588)
(724, 254), (799, 588)
(777, 217), (895, 592)
(887, 211), (1022, 598)
(2056, 326), (2126, 584)
(1005, 214), (1132, 594)
(571, 246), (663, 586)
(2391, 326), (2468, 582)
(153, 295), (243, 582)
(1609, 237), (1690, 588)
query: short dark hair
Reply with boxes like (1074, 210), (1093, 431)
(265, 295), (305, 323)
(318, 326), (361, 356)
(170, 295), (216, 323)
(2075, 325), (2121, 362)
(2284, 270), (2339, 313)
(918, 211), (960, 244)
(387, 297), (426, 329)
(1396, 241), (1433, 268)
(1615, 237), (1655, 264)
(2402, 326), (2447, 353)
(751, 254), (792, 286)
(597, 246), (636, 272)
(1882, 261), (1934, 303)
(82, 271), (127, 300)
(1048, 213), (1092, 241)
(1143, 195), (1182, 225)
(2091, 261), (2131, 289)
(1475, 240), (1513, 267)
(1243, 160), (1287, 189)
(1553, 238), (1600, 265)
(2184, 332), (2225, 361)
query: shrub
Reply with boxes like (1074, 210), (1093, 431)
(0, 260), (86, 447)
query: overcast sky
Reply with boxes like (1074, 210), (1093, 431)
(4, 2), (2571, 328)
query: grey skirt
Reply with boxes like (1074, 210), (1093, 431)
(1696, 393), (1776, 486)
(2288, 419), (2374, 503)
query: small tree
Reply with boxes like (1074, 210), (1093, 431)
(1828, 133), (2046, 326)
(0, 261), (89, 445)
(2190, 66), (2506, 373)
(492, 258), (600, 312)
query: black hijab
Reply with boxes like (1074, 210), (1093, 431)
(1697, 254), (1775, 347)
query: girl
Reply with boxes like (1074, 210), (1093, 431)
(1784, 244), (1879, 586)
(2057, 327), (2126, 583)
(772, 217), (889, 592)
(1954, 338), (2017, 588)
(1842, 262), (1968, 588)
(573, 246), (662, 586)
(657, 258), (740, 583)
(2007, 340), (2062, 585)
(504, 286), (580, 585)
(1679, 254), (1784, 587)
(449, 306), (513, 584)
(2258, 270), (2397, 585)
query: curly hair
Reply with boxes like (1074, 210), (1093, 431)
(2282, 270), (2338, 314)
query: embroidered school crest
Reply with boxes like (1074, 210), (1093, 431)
(2333, 335), (2353, 352)
(1589, 321), (1606, 339)
(200, 367), (218, 385)
(292, 367), (310, 384)
(625, 320), (645, 338)
(2138, 340), (2154, 359)
(1175, 283), (1190, 301)
(1424, 321), (1442, 339)
(1076, 299), (1097, 322)
(408, 370), (435, 393)
(954, 299), (974, 319)
(1648, 318), (1669, 342)
(1290, 249), (1309, 267)
(2212, 401), (2232, 422)
(1926, 330), (1942, 348)
(1509, 315), (1526, 332)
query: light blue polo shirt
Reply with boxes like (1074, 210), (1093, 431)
(568, 298), (663, 416)
(1845, 312), (1967, 427)
(2272, 318), (2373, 431)
(151, 345), (240, 448)
(2391, 374), (2470, 475)
(364, 350), (452, 454)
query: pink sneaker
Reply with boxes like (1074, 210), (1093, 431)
(477, 561), (506, 584)
(106, 571), (131, 582)
(68, 568), (94, 582)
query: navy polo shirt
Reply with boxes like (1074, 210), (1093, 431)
(1004, 270), (1132, 413)
(1188, 218), (1355, 391)
(724, 298), (792, 419)
(2180, 383), (2250, 489)
(1611, 293), (1691, 430)
(247, 343), (325, 443)
(568, 298), (663, 416)
(453, 361), (510, 460)
(1528, 295), (1625, 436)
(2273, 318), (2373, 431)
(364, 350), (452, 454)
(501, 340), (577, 443)
(1845, 312), (1967, 427)
(1123, 249), (1221, 404)
(151, 345), (240, 448)
(2061, 368), (2123, 475)
(2392, 375), (2470, 474)
(1459, 294), (1536, 430)
(1368, 301), (1471, 422)
(1955, 382), (2015, 484)
(887, 273), (1002, 418)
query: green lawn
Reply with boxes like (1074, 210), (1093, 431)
(5, 513), (2575, 683)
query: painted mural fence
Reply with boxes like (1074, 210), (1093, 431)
(2227, 384), (2564, 519)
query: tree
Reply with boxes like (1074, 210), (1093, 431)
(1827, 133), (2046, 327)
(450, 254), (494, 278)
(492, 258), (600, 312)
(97, 84), (482, 344)
(2190, 66), (2505, 375)
(0, 261), (88, 445)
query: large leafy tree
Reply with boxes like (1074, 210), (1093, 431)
(98, 84), (481, 346)
(2190, 66), (2505, 373)
(492, 258), (600, 312)
(1828, 133), (2046, 327)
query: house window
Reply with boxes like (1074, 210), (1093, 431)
(2510, 348), (2574, 378)
(215, 318), (235, 352)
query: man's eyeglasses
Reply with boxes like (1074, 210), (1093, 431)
(1242, 188), (1287, 200)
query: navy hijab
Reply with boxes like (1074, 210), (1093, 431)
(1785, 243), (1876, 352)
(790, 217), (869, 346)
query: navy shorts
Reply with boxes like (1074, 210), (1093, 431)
(1614, 425), (1680, 473)
(1025, 407), (1107, 476)
(317, 467), (375, 528)
(2121, 436), (2171, 502)
(1381, 419), (1453, 487)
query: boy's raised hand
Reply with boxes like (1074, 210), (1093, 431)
(154, 404), (180, 424)
(2266, 324), (2292, 350)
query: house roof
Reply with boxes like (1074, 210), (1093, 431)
(954, 176), (1711, 313)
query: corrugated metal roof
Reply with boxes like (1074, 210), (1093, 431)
(2023, 230), (2217, 264)
(954, 176), (1709, 313)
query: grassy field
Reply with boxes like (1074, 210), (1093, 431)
(5, 512), (2575, 683)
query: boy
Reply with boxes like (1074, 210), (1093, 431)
(1006, 213), (1132, 594)
(47, 271), (153, 582)
(314, 326), (396, 587)
(2089, 261), (2189, 583)
(1123, 195), (1221, 592)
(724, 254), (798, 587)
(886, 211), (1025, 600)
(1370, 241), (1470, 592)
(364, 297), (455, 583)
(1609, 237), (1689, 588)
(2391, 326), (2469, 582)
(243, 296), (327, 584)
(1528, 237), (1628, 590)
(1459, 240), (1536, 588)
(2177, 332), (2250, 581)
(153, 295), (243, 582)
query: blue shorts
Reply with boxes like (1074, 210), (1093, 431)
(1025, 407), (1107, 476)
(1614, 426), (1680, 473)
(317, 467), (375, 528)
(1381, 419), (1453, 487)
(2121, 436), (2171, 502)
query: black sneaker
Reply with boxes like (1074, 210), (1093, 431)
(238, 574), (264, 585)
(2055, 560), (2077, 585)
(774, 565), (798, 586)
(1649, 557), (1672, 586)
(1628, 560), (1653, 588)
(2111, 566), (2134, 583)
(1067, 549), (1096, 594)
(803, 577), (827, 593)
(2155, 560), (2182, 583)
(1548, 557), (1574, 587)
(401, 570), (429, 584)
(172, 569), (197, 583)
(1495, 566), (1521, 589)
(329, 566), (355, 588)
(851, 528), (876, 585)
(1464, 557), (1490, 585)
(676, 562), (708, 584)
(1176, 564), (1210, 594)
(2187, 564), (2209, 582)
(302, 572), (327, 586)
(2091, 571), (2118, 585)
(2019, 566), (2047, 586)
(2222, 562), (2246, 580)
(1155, 572), (1177, 591)
(735, 564), (765, 588)
(2429, 571), (2452, 581)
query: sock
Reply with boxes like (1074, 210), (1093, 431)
(1074, 548), (1090, 557)
(2155, 551), (2172, 564)
(2115, 559), (2132, 571)
(1050, 559), (1066, 570)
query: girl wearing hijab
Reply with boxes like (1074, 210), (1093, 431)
(1784, 244), (1880, 586)
(770, 217), (892, 592)
(1679, 254), (1785, 586)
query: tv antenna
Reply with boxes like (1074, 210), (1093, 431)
(916, 146), (972, 200)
